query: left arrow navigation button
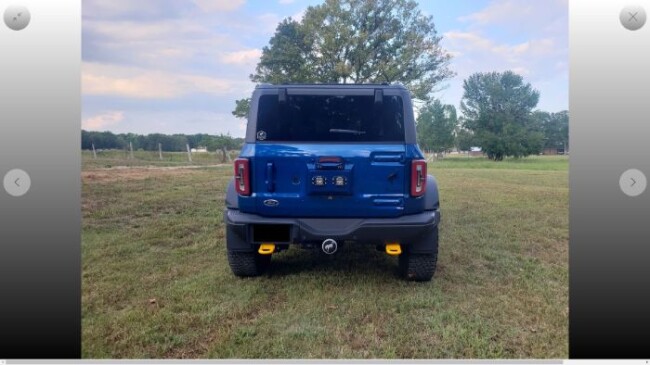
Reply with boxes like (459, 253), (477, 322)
(3, 169), (31, 197)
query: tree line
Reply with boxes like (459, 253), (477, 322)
(81, 130), (243, 152)
(232, 0), (568, 160)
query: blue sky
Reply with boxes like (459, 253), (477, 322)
(82, 0), (568, 137)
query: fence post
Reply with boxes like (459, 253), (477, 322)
(92, 143), (97, 159)
(129, 142), (134, 160)
(186, 144), (192, 163)
(158, 143), (163, 160)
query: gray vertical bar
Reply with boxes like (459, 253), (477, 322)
(570, 0), (650, 358)
(0, 0), (81, 358)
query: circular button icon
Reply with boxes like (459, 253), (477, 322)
(3, 5), (31, 31)
(3, 169), (31, 197)
(619, 169), (646, 197)
(620, 5), (646, 31)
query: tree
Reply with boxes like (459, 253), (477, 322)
(81, 131), (243, 155)
(251, 18), (316, 85)
(534, 110), (569, 152)
(201, 134), (240, 162)
(232, 98), (251, 119)
(234, 0), (454, 117)
(416, 100), (457, 154)
(455, 128), (476, 152)
(460, 71), (543, 161)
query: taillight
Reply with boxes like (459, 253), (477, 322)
(234, 158), (251, 196)
(410, 160), (427, 197)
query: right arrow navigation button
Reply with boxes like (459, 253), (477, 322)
(619, 169), (647, 197)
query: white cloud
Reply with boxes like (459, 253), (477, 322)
(444, 31), (493, 50)
(220, 49), (262, 66)
(83, 18), (234, 70)
(83, 111), (125, 131)
(510, 67), (530, 76)
(279, 0), (295, 4)
(291, 9), (306, 23)
(459, 0), (534, 25)
(257, 13), (282, 33)
(458, 0), (567, 35)
(83, 0), (182, 20)
(84, 19), (211, 42)
(193, 0), (245, 12)
(444, 31), (557, 65)
(82, 62), (240, 99)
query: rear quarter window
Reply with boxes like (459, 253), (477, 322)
(256, 94), (405, 142)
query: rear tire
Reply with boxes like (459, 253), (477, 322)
(399, 252), (437, 281)
(398, 227), (438, 281)
(227, 251), (271, 277)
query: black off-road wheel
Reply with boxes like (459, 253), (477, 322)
(399, 252), (437, 281)
(227, 251), (271, 277)
(399, 227), (438, 281)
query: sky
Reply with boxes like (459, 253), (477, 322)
(82, 0), (568, 137)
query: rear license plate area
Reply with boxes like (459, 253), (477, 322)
(252, 224), (291, 243)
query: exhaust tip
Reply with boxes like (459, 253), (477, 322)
(321, 239), (338, 255)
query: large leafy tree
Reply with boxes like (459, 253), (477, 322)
(416, 100), (457, 153)
(534, 110), (569, 152)
(461, 71), (544, 161)
(233, 0), (454, 117)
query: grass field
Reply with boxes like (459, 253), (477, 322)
(81, 154), (568, 359)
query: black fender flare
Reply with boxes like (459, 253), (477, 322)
(225, 178), (238, 209)
(425, 174), (440, 211)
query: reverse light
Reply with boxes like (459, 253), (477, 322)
(313, 176), (325, 186)
(410, 160), (427, 197)
(234, 158), (251, 195)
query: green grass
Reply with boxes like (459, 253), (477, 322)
(82, 155), (568, 359)
(429, 154), (568, 171)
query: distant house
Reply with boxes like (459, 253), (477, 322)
(469, 146), (484, 157)
(190, 146), (209, 153)
(542, 147), (567, 155)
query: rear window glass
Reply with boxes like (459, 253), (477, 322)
(256, 94), (405, 142)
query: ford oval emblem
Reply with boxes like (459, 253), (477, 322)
(263, 199), (279, 207)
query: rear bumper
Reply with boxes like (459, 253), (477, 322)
(224, 208), (440, 253)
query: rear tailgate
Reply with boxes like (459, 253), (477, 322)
(252, 143), (407, 218)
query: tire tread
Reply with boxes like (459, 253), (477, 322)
(400, 253), (437, 281)
(227, 251), (270, 277)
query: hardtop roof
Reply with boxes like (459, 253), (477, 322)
(255, 83), (407, 90)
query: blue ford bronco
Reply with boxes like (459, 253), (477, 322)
(225, 84), (440, 281)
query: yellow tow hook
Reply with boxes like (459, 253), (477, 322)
(258, 243), (275, 255)
(385, 243), (402, 256)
